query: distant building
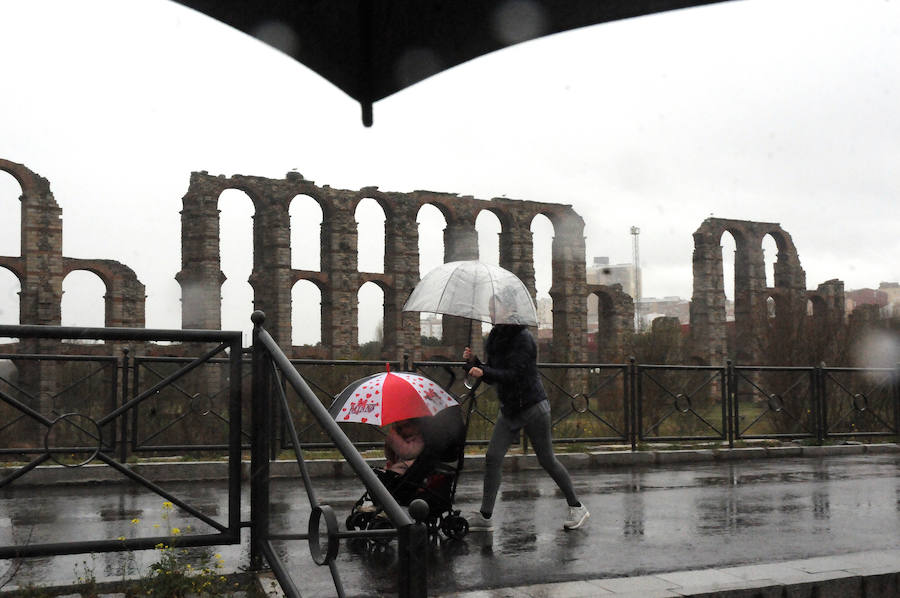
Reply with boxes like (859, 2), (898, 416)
(845, 288), (888, 315)
(878, 282), (900, 318)
(638, 296), (691, 326)
(420, 314), (442, 339)
(586, 256), (639, 298)
(536, 297), (553, 329)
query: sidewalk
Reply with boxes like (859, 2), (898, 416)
(436, 549), (900, 597)
(2, 445), (900, 597)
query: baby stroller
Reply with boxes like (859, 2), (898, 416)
(346, 403), (470, 540)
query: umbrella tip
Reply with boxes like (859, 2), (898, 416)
(385, 362), (390, 373)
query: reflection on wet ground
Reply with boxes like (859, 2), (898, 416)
(2, 453), (900, 596)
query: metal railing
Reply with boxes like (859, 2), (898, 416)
(250, 312), (429, 598)
(1, 319), (897, 597)
(0, 323), (244, 559)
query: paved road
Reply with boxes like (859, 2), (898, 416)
(2, 453), (900, 597)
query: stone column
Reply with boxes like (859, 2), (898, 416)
(442, 212), (479, 351)
(499, 224), (536, 298)
(735, 236), (767, 364)
(548, 211), (587, 364)
(177, 179), (224, 331)
(688, 225), (727, 365)
(12, 161), (62, 441)
(383, 199), (420, 361)
(250, 190), (294, 352)
(320, 191), (359, 358)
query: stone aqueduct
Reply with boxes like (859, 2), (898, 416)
(1, 158), (846, 365)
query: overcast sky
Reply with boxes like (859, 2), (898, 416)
(1, 0), (898, 345)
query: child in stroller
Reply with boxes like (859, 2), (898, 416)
(346, 404), (469, 539)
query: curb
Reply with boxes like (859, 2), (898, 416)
(1, 443), (897, 487)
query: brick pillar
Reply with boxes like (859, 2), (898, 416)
(547, 213), (587, 364)
(735, 237), (767, 364)
(177, 182), (224, 330)
(499, 224), (536, 298)
(689, 225), (727, 365)
(19, 180), (63, 327)
(250, 191), (293, 351)
(442, 214), (479, 350)
(10, 160), (62, 438)
(383, 200), (421, 361)
(320, 192), (359, 358)
(770, 233), (809, 365)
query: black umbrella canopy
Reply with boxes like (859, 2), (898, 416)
(171, 0), (737, 126)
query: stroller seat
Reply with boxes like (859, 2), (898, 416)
(346, 404), (469, 540)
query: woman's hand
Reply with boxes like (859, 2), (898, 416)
(467, 366), (483, 379)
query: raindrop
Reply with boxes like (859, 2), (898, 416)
(394, 47), (443, 88)
(251, 20), (300, 57)
(491, 0), (548, 45)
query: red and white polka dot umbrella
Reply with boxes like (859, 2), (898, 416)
(328, 368), (459, 426)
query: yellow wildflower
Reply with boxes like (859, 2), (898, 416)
(131, 518), (140, 525)
(162, 501), (173, 510)
(171, 527), (181, 535)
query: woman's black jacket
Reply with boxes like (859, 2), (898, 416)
(471, 324), (547, 417)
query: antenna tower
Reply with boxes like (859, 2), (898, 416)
(630, 226), (641, 331)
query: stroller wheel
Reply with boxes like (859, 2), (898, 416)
(346, 511), (372, 531)
(441, 515), (469, 539)
(367, 516), (395, 546)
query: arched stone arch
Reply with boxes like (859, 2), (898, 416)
(178, 170), (588, 362)
(357, 278), (386, 348)
(62, 259), (146, 328)
(530, 212), (554, 286)
(0, 170), (22, 260)
(0, 160), (62, 328)
(690, 218), (808, 366)
(416, 203), (446, 276)
(61, 269), (106, 331)
(475, 209), (503, 266)
(355, 196), (386, 274)
(290, 194), (322, 271)
(219, 189), (255, 344)
(0, 265), (22, 330)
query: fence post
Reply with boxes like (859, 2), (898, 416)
(815, 362), (825, 445)
(726, 360), (734, 448)
(628, 357), (637, 451)
(250, 311), (271, 572)
(894, 362), (900, 438)
(119, 348), (130, 463)
(397, 499), (429, 598)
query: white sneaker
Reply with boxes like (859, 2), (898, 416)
(466, 511), (494, 532)
(564, 505), (589, 530)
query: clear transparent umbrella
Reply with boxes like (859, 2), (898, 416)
(402, 260), (537, 326)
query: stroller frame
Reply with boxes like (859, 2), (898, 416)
(345, 397), (475, 541)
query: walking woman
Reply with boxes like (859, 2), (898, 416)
(463, 298), (589, 532)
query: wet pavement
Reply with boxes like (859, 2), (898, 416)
(2, 453), (900, 597)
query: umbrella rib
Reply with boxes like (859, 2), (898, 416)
(433, 264), (456, 316)
(489, 263), (497, 323)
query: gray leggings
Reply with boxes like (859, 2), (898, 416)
(480, 400), (579, 515)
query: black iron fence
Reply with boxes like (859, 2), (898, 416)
(0, 324), (244, 560)
(1, 319), (898, 597)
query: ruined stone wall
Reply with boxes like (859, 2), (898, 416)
(0, 159), (146, 332)
(688, 217), (844, 366)
(178, 171), (589, 361)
